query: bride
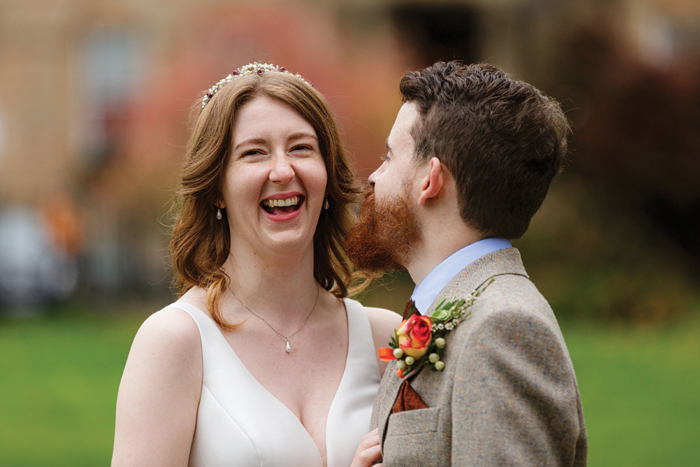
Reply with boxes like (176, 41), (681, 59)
(111, 63), (399, 466)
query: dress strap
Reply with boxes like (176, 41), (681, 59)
(170, 301), (212, 330)
(165, 300), (235, 377)
(343, 298), (380, 371)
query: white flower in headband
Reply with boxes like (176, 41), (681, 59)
(200, 62), (313, 109)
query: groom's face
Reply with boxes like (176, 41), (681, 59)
(369, 102), (421, 204)
(345, 103), (423, 273)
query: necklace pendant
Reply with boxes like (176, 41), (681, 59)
(285, 340), (291, 353)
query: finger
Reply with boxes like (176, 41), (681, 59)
(358, 433), (380, 450)
(361, 428), (379, 442)
(359, 444), (382, 464)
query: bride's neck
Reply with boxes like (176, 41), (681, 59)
(222, 244), (319, 320)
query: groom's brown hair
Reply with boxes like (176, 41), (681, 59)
(400, 61), (569, 239)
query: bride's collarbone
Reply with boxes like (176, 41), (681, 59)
(225, 328), (347, 396)
(224, 301), (348, 360)
(229, 331), (347, 378)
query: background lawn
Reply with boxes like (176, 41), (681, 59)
(1, 306), (699, 466)
(566, 315), (700, 466)
(0, 310), (143, 467)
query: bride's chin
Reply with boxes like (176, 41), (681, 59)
(261, 232), (314, 254)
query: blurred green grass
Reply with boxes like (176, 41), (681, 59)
(566, 315), (700, 466)
(0, 312), (142, 467)
(1, 306), (699, 466)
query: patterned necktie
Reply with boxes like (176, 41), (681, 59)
(403, 299), (416, 320)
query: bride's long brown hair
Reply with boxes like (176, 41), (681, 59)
(170, 72), (362, 328)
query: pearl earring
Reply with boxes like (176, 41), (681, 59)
(216, 208), (223, 220)
(324, 198), (330, 210)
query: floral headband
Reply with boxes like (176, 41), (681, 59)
(200, 62), (313, 110)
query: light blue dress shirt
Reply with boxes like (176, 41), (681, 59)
(410, 238), (512, 315)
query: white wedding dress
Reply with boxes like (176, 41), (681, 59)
(171, 298), (381, 467)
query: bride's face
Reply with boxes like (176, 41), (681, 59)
(221, 95), (328, 256)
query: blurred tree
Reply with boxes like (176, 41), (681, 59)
(560, 24), (700, 266)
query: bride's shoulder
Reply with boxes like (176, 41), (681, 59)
(142, 286), (209, 338)
(343, 298), (400, 327)
(129, 296), (203, 364)
(353, 304), (401, 376)
(139, 307), (200, 346)
(357, 304), (402, 346)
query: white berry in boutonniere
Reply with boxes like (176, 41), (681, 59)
(378, 278), (495, 377)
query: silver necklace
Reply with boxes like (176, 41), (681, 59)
(228, 284), (320, 354)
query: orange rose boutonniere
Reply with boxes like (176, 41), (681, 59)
(397, 314), (432, 358)
(378, 278), (495, 377)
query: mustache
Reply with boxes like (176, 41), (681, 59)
(358, 189), (375, 213)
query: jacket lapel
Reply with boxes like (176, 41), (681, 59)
(376, 361), (402, 443)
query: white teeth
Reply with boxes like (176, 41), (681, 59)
(263, 196), (299, 208)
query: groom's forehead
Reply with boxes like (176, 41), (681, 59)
(388, 103), (420, 151)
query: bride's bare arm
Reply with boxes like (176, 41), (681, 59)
(112, 308), (202, 467)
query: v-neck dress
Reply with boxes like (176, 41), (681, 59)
(171, 298), (381, 467)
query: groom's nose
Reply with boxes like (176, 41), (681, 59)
(368, 167), (380, 187)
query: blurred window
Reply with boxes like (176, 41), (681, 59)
(80, 28), (143, 168)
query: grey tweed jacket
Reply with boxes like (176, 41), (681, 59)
(370, 248), (587, 466)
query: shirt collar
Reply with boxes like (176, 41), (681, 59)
(410, 237), (512, 315)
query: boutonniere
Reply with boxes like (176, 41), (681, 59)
(378, 279), (494, 377)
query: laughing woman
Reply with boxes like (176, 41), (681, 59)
(111, 63), (399, 466)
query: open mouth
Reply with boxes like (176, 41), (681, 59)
(260, 195), (304, 216)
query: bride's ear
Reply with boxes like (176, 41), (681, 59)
(209, 194), (226, 209)
(418, 157), (444, 206)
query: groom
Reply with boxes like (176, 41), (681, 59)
(347, 61), (587, 465)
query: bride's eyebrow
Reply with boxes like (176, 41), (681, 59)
(287, 132), (318, 142)
(234, 138), (266, 151)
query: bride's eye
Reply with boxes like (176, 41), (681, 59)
(292, 144), (312, 152)
(242, 149), (264, 157)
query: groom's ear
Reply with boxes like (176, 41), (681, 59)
(418, 157), (444, 206)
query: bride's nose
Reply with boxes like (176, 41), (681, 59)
(269, 151), (295, 184)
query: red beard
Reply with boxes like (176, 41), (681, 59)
(345, 190), (421, 274)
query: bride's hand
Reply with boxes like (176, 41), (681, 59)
(350, 428), (382, 467)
